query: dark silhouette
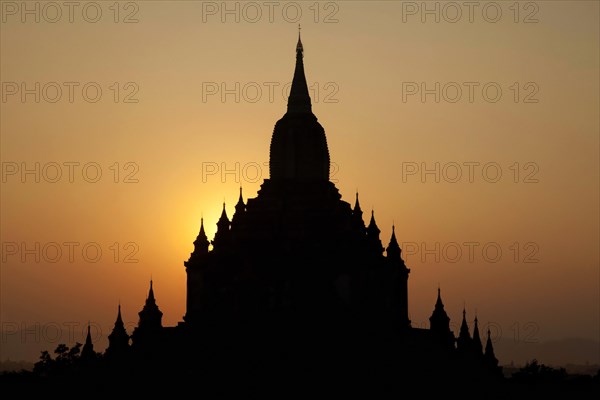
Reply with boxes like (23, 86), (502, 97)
(512, 359), (568, 383)
(123, 31), (502, 392)
(3, 32), (598, 397)
(79, 324), (95, 362)
(105, 304), (130, 361)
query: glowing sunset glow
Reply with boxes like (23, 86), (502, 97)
(0, 1), (598, 368)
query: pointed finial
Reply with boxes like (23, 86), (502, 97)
(288, 24), (311, 114)
(148, 278), (156, 302)
(435, 286), (443, 307)
(353, 191), (362, 212)
(116, 302), (123, 324)
(198, 215), (207, 232)
(296, 24), (303, 53)
(84, 321), (93, 348)
(234, 186), (246, 215)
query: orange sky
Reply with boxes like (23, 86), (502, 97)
(1, 1), (598, 365)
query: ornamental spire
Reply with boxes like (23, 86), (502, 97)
(287, 26), (312, 114)
(219, 202), (229, 223)
(106, 303), (130, 358)
(485, 329), (497, 361)
(367, 210), (380, 237)
(386, 224), (401, 259)
(429, 287), (451, 333)
(297, 23), (303, 52)
(148, 279), (155, 302)
(81, 322), (95, 360)
(195, 217), (209, 252)
(435, 287), (443, 308)
(116, 303), (123, 325)
(354, 191), (362, 214)
(235, 186), (245, 214)
(457, 307), (472, 352)
(138, 280), (163, 329)
(213, 202), (231, 249)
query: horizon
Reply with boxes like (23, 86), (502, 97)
(1, 1), (599, 368)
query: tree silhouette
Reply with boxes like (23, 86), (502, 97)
(511, 359), (568, 383)
(33, 343), (84, 376)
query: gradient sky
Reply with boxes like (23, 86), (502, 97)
(1, 1), (598, 365)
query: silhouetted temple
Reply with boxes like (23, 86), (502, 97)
(96, 33), (501, 389)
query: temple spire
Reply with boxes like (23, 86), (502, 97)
(137, 280), (163, 330)
(287, 27), (312, 114)
(367, 210), (380, 237)
(457, 307), (472, 352)
(386, 224), (401, 259)
(199, 217), (206, 237)
(131, 280), (163, 350)
(238, 186), (243, 204)
(232, 187), (246, 227)
(368, 210), (376, 226)
(216, 201), (230, 230)
(85, 323), (92, 346)
(106, 303), (130, 359)
(484, 328), (500, 371)
(354, 191), (362, 213)
(352, 191), (365, 230)
(148, 279), (155, 302)
(213, 202), (231, 249)
(435, 287), (443, 307)
(269, 32), (329, 181)
(460, 308), (469, 334)
(429, 287), (453, 348)
(80, 322), (95, 360)
(235, 187), (245, 215)
(366, 209), (383, 254)
(198, 217), (208, 243)
(116, 303), (123, 325)
(219, 202), (229, 222)
(188, 217), (210, 259)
